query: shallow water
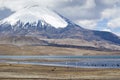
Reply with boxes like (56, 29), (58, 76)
(0, 55), (120, 68)
(0, 55), (120, 59)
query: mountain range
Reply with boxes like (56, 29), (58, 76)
(0, 5), (120, 51)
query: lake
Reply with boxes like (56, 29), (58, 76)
(0, 55), (120, 68)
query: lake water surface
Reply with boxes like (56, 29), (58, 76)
(0, 55), (120, 68)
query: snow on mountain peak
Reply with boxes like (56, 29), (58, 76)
(2, 6), (68, 28)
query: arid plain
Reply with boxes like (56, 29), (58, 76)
(0, 44), (119, 55)
(0, 63), (120, 80)
(0, 44), (120, 80)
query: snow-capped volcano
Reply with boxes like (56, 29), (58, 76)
(0, 5), (120, 50)
(1, 6), (68, 28)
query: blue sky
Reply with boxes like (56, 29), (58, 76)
(0, 0), (120, 36)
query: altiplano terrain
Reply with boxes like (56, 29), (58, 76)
(0, 2), (120, 80)
(0, 44), (119, 55)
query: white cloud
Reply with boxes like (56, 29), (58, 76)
(76, 20), (97, 29)
(100, 0), (119, 6)
(0, 0), (57, 11)
(107, 18), (120, 28)
(83, 0), (96, 9)
(0, 0), (26, 11)
(101, 7), (120, 30)
(101, 7), (120, 19)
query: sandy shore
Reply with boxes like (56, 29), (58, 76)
(0, 63), (120, 80)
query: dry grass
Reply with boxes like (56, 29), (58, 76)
(0, 44), (119, 55)
(0, 63), (120, 80)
